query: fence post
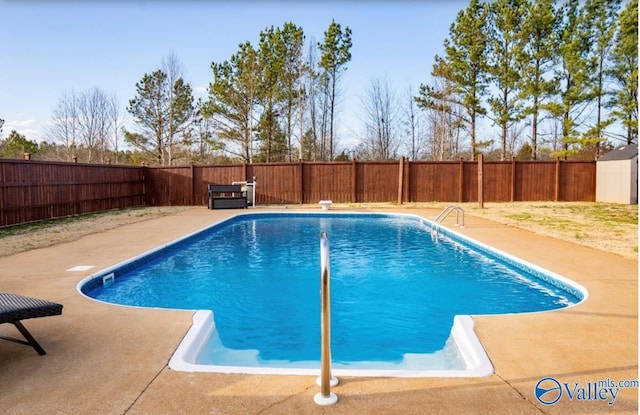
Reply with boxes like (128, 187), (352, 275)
(23, 153), (31, 160)
(299, 161), (304, 204)
(555, 157), (560, 202)
(351, 159), (357, 203)
(190, 164), (195, 205)
(405, 158), (411, 203)
(459, 157), (464, 203)
(397, 157), (405, 204)
(478, 154), (484, 208)
(511, 157), (516, 202)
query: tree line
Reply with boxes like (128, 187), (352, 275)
(1, 0), (636, 165)
(416, 0), (637, 161)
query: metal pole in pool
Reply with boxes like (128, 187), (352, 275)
(314, 232), (338, 406)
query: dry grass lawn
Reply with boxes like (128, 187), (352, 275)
(462, 202), (638, 260)
(0, 206), (191, 257)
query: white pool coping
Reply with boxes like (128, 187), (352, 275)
(168, 311), (494, 377)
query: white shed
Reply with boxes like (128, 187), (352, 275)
(596, 144), (638, 204)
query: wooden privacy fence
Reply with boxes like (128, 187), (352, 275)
(1, 157), (595, 227)
(0, 159), (145, 227)
(144, 157), (596, 206)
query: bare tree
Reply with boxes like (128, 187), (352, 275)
(402, 83), (427, 160)
(357, 76), (400, 160)
(47, 90), (79, 161)
(48, 88), (122, 163)
(506, 121), (527, 158)
(318, 73), (331, 160)
(109, 93), (124, 164)
(161, 52), (189, 165)
(76, 87), (113, 162)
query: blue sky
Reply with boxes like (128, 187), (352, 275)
(1, 1), (465, 146)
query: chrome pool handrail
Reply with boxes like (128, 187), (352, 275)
(433, 205), (465, 236)
(314, 232), (338, 406)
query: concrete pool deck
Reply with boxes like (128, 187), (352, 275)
(0, 206), (637, 414)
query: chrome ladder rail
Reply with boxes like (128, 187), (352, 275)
(314, 232), (338, 406)
(432, 205), (465, 236)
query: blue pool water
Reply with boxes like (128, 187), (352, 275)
(81, 213), (583, 368)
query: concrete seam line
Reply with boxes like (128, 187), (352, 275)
(496, 373), (548, 415)
(123, 364), (168, 414)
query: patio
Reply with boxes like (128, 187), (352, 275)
(0, 207), (637, 414)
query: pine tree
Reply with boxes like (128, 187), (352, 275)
(254, 109), (287, 162)
(518, 0), (558, 159)
(0, 130), (39, 158)
(416, 58), (465, 161)
(126, 69), (195, 166)
(278, 23), (305, 162)
(582, 0), (622, 156)
(318, 20), (352, 160)
(487, 0), (528, 160)
(551, 0), (595, 159)
(207, 41), (261, 163)
(608, 0), (638, 144)
(418, 0), (490, 160)
(257, 26), (285, 163)
(254, 23), (306, 163)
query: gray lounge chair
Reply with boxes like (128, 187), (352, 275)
(0, 293), (63, 355)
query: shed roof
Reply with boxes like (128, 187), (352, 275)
(598, 144), (638, 161)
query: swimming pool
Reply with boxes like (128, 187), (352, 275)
(79, 212), (587, 377)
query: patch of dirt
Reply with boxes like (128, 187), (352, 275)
(0, 207), (191, 257)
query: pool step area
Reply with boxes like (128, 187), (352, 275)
(168, 311), (494, 378)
